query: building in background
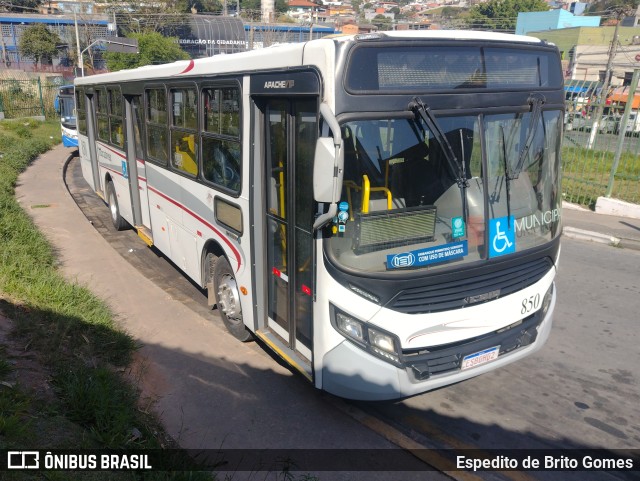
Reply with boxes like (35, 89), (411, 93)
(516, 10), (600, 36)
(0, 13), (110, 71)
(527, 26), (640, 85)
(179, 16), (247, 57)
(0, 11), (341, 74)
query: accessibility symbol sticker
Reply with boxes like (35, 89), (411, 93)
(489, 216), (515, 258)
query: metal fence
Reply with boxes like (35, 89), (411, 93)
(0, 78), (63, 120)
(562, 70), (640, 206)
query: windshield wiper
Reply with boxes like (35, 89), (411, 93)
(509, 93), (545, 180)
(409, 97), (467, 189)
(500, 125), (512, 228)
(409, 97), (468, 221)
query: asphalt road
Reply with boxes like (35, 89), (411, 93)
(355, 238), (640, 480)
(67, 156), (639, 481)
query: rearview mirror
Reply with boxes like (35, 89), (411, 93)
(312, 104), (344, 230)
(313, 137), (342, 203)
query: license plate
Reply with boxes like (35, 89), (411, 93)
(461, 346), (500, 370)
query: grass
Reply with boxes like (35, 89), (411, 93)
(0, 119), (212, 480)
(561, 136), (640, 207)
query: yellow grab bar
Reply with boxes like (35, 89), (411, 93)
(362, 175), (392, 213)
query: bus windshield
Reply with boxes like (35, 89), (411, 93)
(59, 97), (75, 119)
(328, 109), (562, 274)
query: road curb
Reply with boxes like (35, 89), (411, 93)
(62, 148), (78, 192)
(617, 236), (640, 251)
(563, 227), (620, 247)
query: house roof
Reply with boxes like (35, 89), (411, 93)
(288, 0), (318, 8)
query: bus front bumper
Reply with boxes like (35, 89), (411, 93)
(321, 286), (556, 401)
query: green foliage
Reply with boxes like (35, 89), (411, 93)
(0, 120), (214, 479)
(105, 32), (190, 71)
(240, 0), (289, 15)
(587, 0), (640, 14)
(17, 23), (62, 65)
(468, 0), (549, 31)
(54, 364), (143, 448)
(371, 14), (394, 30)
(0, 386), (34, 445)
(441, 6), (467, 18)
(183, 0), (223, 13)
(0, 0), (41, 12)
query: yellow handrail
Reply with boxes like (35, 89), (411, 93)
(362, 175), (370, 213)
(362, 175), (392, 213)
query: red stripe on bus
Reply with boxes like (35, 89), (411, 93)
(179, 59), (195, 74)
(101, 164), (123, 178)
(147, 185), (242, 272)
(97, 142), (126, 160)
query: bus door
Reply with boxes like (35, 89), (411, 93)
(261, 97), (318, 361)
(123, 95), (152, 232)
(83, 91), (101, 193)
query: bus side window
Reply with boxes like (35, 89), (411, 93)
(172, 132), (198, 176)
(202, 138), (240, 192)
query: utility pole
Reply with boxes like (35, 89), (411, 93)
(587, 7), (629, 149)
(74, 12), (82, 76)
(0, 23), (9, 66)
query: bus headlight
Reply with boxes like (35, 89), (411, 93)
(369, 327), (395, 353)
(335, 311), (365, 344)
(332, 306), (401, 365)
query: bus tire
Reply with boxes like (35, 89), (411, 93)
(107, 181), (127, 231)
(213, 257), (252, 342)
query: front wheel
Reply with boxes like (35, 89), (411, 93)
(107, 181), (127, 231)
(213, 257), (252, 342)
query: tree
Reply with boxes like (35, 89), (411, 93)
(18, 23), (61, 66)
(107, 0), (193, 36)
(0, 0), (41, 12)
(587, 0), (640, 15)
(104, 32), (190, 71)
(441, 6), (466, 18)
(371, 14), (393, 31)
(239, 0), (289, 20)
(467, 0), (549, 32)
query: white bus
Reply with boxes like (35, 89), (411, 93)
(75, 31), (563, 400)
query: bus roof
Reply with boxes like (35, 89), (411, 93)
(74, 30), (545, 87)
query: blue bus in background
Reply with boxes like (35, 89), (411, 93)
(54, 85), (78, 147)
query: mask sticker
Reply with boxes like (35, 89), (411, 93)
(387, 241), (468, 270)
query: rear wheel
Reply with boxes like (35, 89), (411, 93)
(107, 181), (127, 231)
(213, 257), (252, 342)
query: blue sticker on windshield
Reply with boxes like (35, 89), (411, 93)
(387, 241), (468, 269)
(489, 216), (515, 257)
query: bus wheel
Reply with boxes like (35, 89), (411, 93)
(214, 257), (252, 342)
(107, 182), (127, 231)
